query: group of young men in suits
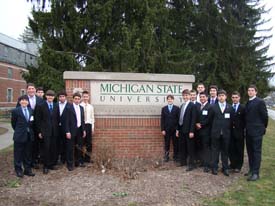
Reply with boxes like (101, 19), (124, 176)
(12, 83), (95, 177)
(161, 84), (268, 181)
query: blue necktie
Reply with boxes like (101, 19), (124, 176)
(233, 104), (237, 112)
(49, 104), (53, 113)
(23, 108), (29, 121)
(169, 105), (172, 112)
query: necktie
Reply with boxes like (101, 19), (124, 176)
(23, 108), (29, 121)
(200, 103), (204, 110)
(179, 103), (186, 125)
(211, 99), (214, 104)
(49, 104), (53, 113)
(221, 103), (225, 113)
(75, 105), (81, 127)
(233, 104), (237, 112)
(168, 105), (172, 112)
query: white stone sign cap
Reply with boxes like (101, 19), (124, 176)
(64, 71), (195, 116)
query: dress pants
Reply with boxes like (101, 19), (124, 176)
(66, 127), (84, 167)
(57, 126), (66, 163)
(42, 134), (56, 168)
(211, 135), (230, 170)
(164, 131), (178, 160)
(246, 135), (263, 175)
(229, 129), (244, 170)
(178, 132), (195, 166)
(83, 124), (92, 161)
(200, 134), (211, 168)
(14, 134), (32, 172)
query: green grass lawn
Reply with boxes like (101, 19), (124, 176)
(204, 118), (275, 206)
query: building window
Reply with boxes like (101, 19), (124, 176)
(20, 89), (26, 96)
(7, 88), (13, 102)
(7, 67), (13, 79)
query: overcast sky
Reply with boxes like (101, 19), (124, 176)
(0, 0), (274, 57)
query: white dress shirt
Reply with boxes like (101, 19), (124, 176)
(73, 103), (81, 128)
(80, 102), (95, 131)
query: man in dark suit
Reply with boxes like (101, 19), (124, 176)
(35, 90), (60, 174)
(17, 83), (44, 169)
(209, 89), (234, 176)
(176, 89), (197, 171)
(161, 95), (180, 162)
(196, 83), (206, 103)
(245, 85), (268, 181)
(65, 92), (86, 171)
(11, 95), (35, 177)
(57, 90), (71, 164)
(229, 91), (246, 173)
(190, 89), (202, 165)
(208, 85), (218, 105)
(196, 92), (212, 173)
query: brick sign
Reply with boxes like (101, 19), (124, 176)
(64, 71), (195, 158)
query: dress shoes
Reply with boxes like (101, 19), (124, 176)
(24, 170), (35, 177)
(67, 166), (74, 171)
(32, 163), (40, 169)
(244, 171), (252, 176)
(48, 165), (58, 170)
(203, 167), (210, 173)
(212, 169), (218, 175)
(43, 168), (49, 174)
(234, 169), (241, 173)
(247, 174), (259, 181)
(16, 171), (24, 178)
(79, 162), (86, 167)
(186, 166), (194, 172)
(223, 169), (229, 176)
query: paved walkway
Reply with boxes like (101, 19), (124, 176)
(0, 121), (13, 150)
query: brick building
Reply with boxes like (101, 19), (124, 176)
(0, 33), (38, 114)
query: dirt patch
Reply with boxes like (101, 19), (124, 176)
(0, 150), (247, 206)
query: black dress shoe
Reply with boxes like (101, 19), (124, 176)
(234, 169), (241, 173)
(48, 166), (58, 170)
(212, 169), (218, 175)
(67, 166), (74, 171)
(203, 167), (210, 173)
(223, 169), (229, 176)
(43, 168), (49, 174)
(79, 163), (85, 167)
(244, 171), (252, 176)
(24, 170), (35, 176)
(186, 166), (194, 172)
(16, 171), (24, 178)
(33, 163), (40, 169)
(247, 174), (259, 181)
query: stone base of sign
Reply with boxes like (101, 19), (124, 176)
(64, 71), (194, 158)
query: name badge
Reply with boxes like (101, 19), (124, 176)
(202, 110), (208, 115)
(30, 116), (34, 121)
(224, 113), (230, 119)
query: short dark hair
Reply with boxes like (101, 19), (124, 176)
(248, 84), (258, 92)
(182, 89), (190, 95)
(199, 91), (208, 97)
(18, 95), (29, 102)
(232, 91), (240, 96)
(190, 89), (197, 94)
(26, 83), (35, 89)
(197, 83), (205, 87)
(73, 92), (81, 98)
(36, 87), (44, 92)
(209, 85), (218, 91)
(217, 89), (227, 95)
(82, 91), (89, 95)
(57, 90), (67, 97)
(166, 94), (174, 100)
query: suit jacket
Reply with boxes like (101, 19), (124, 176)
(232, 104), (245, 137)
(196, 102), (212, 137)
(161, 104), (180, 133)
(208, 97), (218, 105)
(35, 101), (60, 138)
(59, 102), (72, 132)
(65, 104), (85, 137)
(177, 102), (197, 134)
(245, 97), (268, 137)
(209, 102), (234, 139)
(11, 107), (34, 143)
